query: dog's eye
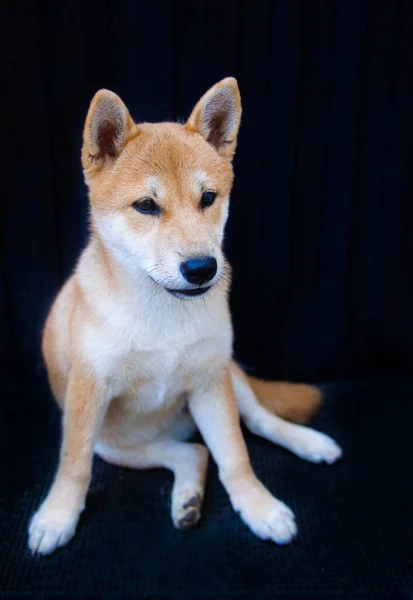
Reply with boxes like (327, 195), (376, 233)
(133, 198), (160, 215)
(200, 190), (217, 209)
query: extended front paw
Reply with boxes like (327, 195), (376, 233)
(232, 484), (297, 545)
(28, 503), (79, 556)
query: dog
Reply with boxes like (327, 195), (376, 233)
(28, 78), (342, 556)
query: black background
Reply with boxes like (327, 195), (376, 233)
(2, 0), (413, 385)
(2, 2), (413, 598)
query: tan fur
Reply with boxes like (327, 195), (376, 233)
(28, 78), (342, 556)
(246, 375), (322, 424)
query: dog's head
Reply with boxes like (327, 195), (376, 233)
(82, 78), (241, 299)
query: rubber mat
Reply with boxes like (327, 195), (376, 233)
(1, 377), (412, 599)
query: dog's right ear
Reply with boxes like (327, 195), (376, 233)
(82, 89), (136, 175)
(185, 78), (242, 161)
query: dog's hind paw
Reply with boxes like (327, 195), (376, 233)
(290, 428), (343, 464)
(172, 488), (203, 531)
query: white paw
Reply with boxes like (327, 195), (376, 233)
(28, 504), (79, 556)
(172, 485), (204, 530)
(292, 428), (342, 464)
(234, 485), (297, 545)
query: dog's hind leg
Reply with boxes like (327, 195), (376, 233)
(95, 438), (209, 530)
(230, 362), (342, 464)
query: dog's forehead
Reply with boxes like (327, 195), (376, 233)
(127, 123), (222, 181)
(143, 170), (208, 200)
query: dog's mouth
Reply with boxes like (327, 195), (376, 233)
(148, 275), (213, 299)
(165, 286), (212, 299)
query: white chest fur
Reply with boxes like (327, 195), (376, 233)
(79, 274), (233, 409)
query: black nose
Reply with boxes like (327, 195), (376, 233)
(180, 256), (217, 285)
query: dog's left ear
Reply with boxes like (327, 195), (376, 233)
(82, 89), (136, 176)
(185, 77), (242, 161)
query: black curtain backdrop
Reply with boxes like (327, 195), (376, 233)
(1, 0), (413, 385)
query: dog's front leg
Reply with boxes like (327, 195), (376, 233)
(28, 368), (109, 555)
(189, 368), (297, 544)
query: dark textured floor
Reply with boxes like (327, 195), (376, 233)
(1, 377), (412, 600)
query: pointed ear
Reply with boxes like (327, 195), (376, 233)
(82, 89), (136, 173)
(185, 77), (242, 161)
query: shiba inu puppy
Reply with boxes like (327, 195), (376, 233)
(28, 78), (342, 556)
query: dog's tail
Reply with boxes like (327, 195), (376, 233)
(229, 361), (322, 425)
